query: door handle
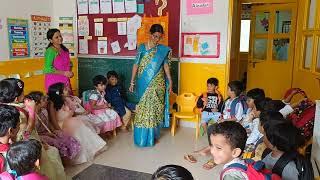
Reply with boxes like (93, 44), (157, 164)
(249, 61), (261, 68)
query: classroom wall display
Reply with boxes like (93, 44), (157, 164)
(59, 17), (75, 56)
(7, 18), (30, 58)
(76, 0), (180, 57)
(186, 0), (214, 16)
(31, 15), (51, 57)
(181, 32), (220, 58)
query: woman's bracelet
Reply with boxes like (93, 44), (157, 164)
(130, 82), (135, 86)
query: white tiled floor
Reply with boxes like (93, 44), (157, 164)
(65, 127), (222, 180)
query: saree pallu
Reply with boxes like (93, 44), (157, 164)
(134, 44), (171, 147)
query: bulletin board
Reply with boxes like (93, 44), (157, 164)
(76, 0), (180, 57)
(181, 32), (220, 58)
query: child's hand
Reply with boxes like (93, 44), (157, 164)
(108, 103), (112, 108)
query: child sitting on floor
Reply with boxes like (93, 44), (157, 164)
(196, 77), (223, 136)
(105, 71), (136, 131)
(26, 91), (80, 161)
(0, 104), (20, 173)
(0, 139), (48, 180)
(152, 165), (194, 180)
(220, 80), (247, 122)
(262, 118), (313, 180)
(208, 121), (248, 179)
(88, 75), (122, 134)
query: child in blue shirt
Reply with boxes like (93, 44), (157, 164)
(105, 71), (136, 130)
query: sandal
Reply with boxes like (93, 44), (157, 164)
(202, 159), (216, 170)
(184, 154), (197, 163)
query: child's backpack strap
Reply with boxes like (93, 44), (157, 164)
(272, 151), (297, 177)
(261, 148), (272, 160)
(220, 163), (247, 180)
(230, 95), (248, 117)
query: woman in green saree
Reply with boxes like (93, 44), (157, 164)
(129, 24), (172, 147)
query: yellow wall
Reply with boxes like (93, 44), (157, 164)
(179, 63), (227, 98)
(0, 58), (78, 95)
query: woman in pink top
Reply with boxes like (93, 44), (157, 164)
(43, 29), (73, 93)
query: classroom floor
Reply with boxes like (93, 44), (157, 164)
(65, 127), (223, 180)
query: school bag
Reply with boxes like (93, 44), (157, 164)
(220, 159), (281, 180)
(283, 88), (315, 140)
(221, 94), (248, 119)
(262, 150), (314, 180)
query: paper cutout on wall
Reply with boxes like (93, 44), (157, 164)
(111, 41), (121, 54)
(186, 0), (214, 15)
(137, 4), (144, 14)
(113, 0), (125, 14)
(95, 23), (103, 36)
(77, 0), (89, 14)
(100, 0), (112, 13)
(78, 16), (89, 36)
(182, 33), (220, 58)
(125, 0), (137, 13)
(97, 40), (108, 54)
(89, 0), (100, 14)
(127, 34), (137, 50)
(117, 22), (127, 35)
(79, 39), (89, 54)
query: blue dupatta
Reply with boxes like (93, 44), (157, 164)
(135, 44), (171, 128)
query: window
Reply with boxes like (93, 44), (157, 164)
(240, 20), (251, 52)
(301, 0), (320, 73)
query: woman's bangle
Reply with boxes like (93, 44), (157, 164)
(130, 82), (135, 86)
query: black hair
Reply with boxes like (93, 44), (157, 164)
(247, 88), (266, 111)
(7, 139), (42, 176)
(0, 78), (24, 103)
(152, 165), (194, 180)
(207, 121), (247, 155)
(207, 78), (219, 87)
(228, 80), (243, 97)
(106, 71), (119, 79)
(150, 24), (164, 34)
(259, 111), (286, 128)
(93, 75), (107, 86)
(0, 104), (20, 137)
(262, 99), (286, 113)
(25, 91), (44, 104)
(264, 121), (305, 152)
(48, 83), (65, 111)
(46, 28), (69, 52)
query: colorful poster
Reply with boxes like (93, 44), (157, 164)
(79, 39), (88, 54)
(95, 23), (103, 36)
(89, 0), (100, 14)
(182, 33), (220, 58)
(59, 17), (75, 56)
(100, 0), (112, 14)
(7, 18), (30, 58)
(78, 0), (89, 14)
(31, 15), (51, 57)
(186, 0), (214, 15)
(117, 22), (127, 35)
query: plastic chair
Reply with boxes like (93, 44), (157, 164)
(171, 93), (200, 139)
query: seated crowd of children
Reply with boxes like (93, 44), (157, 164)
(183, 78), (314, 180)
(0, 71), (135, 179)
(0, 71), (315, 180)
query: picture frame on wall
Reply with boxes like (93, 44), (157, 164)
(181, 32), (220, 58)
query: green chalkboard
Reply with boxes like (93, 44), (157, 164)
(78, 57), (179, 103)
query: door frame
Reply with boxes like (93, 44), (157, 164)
(226, 0), (298, 95)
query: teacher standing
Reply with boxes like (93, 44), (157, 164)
(43, 29), (73, 92)
(129, 24), (173, 147)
